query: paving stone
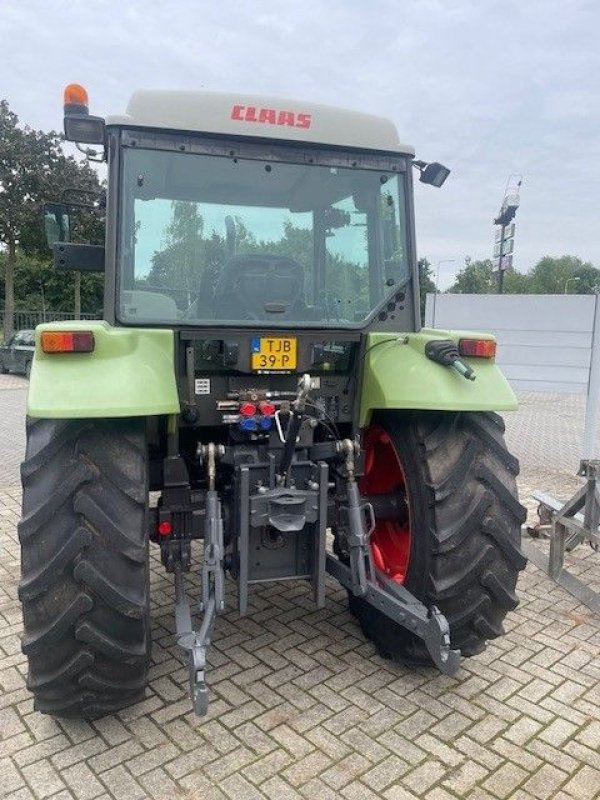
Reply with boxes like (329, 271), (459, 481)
(60, 763), (105, 800)
(492, 737), (542, 772)
(442, 759), (489, 795)
(4, 789), (35, 800)
(240, 748), (292, 785)
(219, 772), (267, 800)
(505, 717), (544, 745)
(341, 779), (385, 800)
(14, 735), (71, 768)
(522, 764), (569, 799)
(20, 760), (65, 799)
(2, 382), (600, 800)
(482, 762), (528, 799)
(0, 707), (25, 738)
(562, 765), (600, 800)
(576, 720), (600, 750)
(281, 750), (332, 786)
(87, 741), (144, 774)
(262, 775), (305, 799)
(137, 767), (179, 800)
(401, 760), (448, 794)
(298, 776), (340, 800)
(0, 757), (26, 794)
(98, 765), (145, 800)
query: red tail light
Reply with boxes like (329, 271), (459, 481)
(41, 331), (95, 353)
(458, 339), (496, 358)
(157, 520), (173, 537)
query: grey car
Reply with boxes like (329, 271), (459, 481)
(0, 329), (35, 378)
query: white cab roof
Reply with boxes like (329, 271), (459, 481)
(106, 90), (414, 155)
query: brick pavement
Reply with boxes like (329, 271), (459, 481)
(1, 379), (599, 800)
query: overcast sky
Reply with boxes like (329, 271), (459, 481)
(2, 0), (598, 287)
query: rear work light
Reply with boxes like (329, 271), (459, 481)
(458, 338), (496, 358)
(41, 331), (95, 354)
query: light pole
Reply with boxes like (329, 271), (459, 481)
(432, 259), (456, 327)
(564, 277), (581, 294)
(494, 176), (522, 294)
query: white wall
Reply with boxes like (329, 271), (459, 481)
(424, 294), (594, 393)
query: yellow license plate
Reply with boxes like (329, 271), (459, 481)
(251, 337), (297, 371)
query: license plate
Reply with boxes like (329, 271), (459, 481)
(251, 337), (297, 371)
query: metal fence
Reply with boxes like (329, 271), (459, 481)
(0, 311), (98, 331)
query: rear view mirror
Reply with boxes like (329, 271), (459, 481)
(43, 203), (71, 248)
(413, 160), (451, 188)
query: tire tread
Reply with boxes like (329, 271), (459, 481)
(19, 418), (149, 719)
(346, 410), (527, 663)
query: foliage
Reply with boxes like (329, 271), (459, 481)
(418, 257), (436, 322)
(0, 251), (103, 315)
(0, 99), (104, 337)
(448, 257), (495, 294)
(526, 255), (599, 294)
(446, 254), (600, 295)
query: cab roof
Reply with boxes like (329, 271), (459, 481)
(105, 90), (415, 156)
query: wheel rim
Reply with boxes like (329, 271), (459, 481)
(359, 425), (411, 584)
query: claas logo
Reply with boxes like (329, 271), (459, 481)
(231, 105), (312, 129)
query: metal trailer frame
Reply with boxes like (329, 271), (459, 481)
(522, 461), (600, 614)
(523, 294), (600, 614)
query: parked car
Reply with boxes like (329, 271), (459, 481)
(0, 329), (35, 378)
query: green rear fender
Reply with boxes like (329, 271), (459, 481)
(28, 321), (180, 418)
(359, 329), (517, 427)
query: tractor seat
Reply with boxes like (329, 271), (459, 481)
(214, 254), (305, 320)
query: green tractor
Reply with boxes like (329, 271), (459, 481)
(19, 84), (526, 718)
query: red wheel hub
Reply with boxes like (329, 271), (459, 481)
(359, 425), (411, 584)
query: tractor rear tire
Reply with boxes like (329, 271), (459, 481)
(347, 411), (527, 664)
(19, 418), (150, 718)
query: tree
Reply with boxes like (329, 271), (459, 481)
(0, 250), (104, 317)
(418, 257), (436, 322)
(0, 99), (104, 337)
(0, 100), (57, 339)
(502, 269), (531, 294)
(527, 255), (600, 294)
(448, 257), (495, 294)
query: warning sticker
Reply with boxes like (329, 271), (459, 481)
(195, 378), (211, 395)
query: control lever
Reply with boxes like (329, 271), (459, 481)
(425, 339), (476, 381)
(277, 373), (315, 481)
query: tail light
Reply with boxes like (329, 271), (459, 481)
(41, 331), (95, 353)
(157, 520), (173, 537)
(458, 339), (496, 358)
